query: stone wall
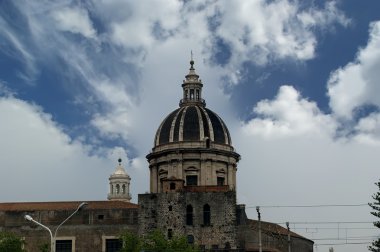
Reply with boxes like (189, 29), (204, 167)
(237, 218), (314, 252)
(0, 205), (138, 251)
(138, 190), (238, 250)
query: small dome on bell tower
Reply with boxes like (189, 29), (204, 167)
(107, 158), (131, 202)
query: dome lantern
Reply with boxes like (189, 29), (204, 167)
(180, 58), (205, 107)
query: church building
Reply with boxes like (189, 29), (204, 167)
(0, 60), (314, 252)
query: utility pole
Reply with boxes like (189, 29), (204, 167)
(256, 206), (262, 252)
(286, 222), (291, 252)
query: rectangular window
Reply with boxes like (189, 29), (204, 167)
(186, 175), (198, 186)
(217, 177), (225, 186)
(56, 240), (72, 252)
(105, 239), (122, 252)
(168, 229), (173, 239)
(211, 244), (219, 252)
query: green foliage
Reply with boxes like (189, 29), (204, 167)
(0, 231), (25, 252)
(120, 229), (199, 252)
(143, 229), (169, 252)
(119, 230), (142, 252)
(168, 235), (199, 252)
(38, 242), (49, 252)
(369, 180), (380, 252)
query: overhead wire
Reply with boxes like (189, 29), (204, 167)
(246, 203), (369, 208)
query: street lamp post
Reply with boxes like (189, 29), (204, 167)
(25, 202), (87, 252)
(256, 206), (262, 252)
(24, 215), (53, 251)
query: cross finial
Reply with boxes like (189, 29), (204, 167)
(190, 50), (194, 69)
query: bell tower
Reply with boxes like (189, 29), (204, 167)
(107, 158), (131, 202)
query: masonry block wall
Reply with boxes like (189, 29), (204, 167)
(237, 219), (314, 252)
(138, 190), (238, 250)
(0, 202), (139, 251)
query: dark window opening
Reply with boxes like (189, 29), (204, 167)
(105, 239), (122, 252)
(169, 205), (172, 211)
(187, 235), (194, 244)
(217, 177), (225, 186)
(170, 182), (176, 190)
(206, 138), (210, 148)
(186, 175), (198, 186)
(98, 214), (104, 220)
(168, 229), (173, 239)
(56, 240), (72, 252)
(186, 205), (193, 225)
(211, 244), (219, 252)
(203, 204), (211, 226)
(225, 242), (231, 249)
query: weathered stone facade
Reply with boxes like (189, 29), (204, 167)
(0, 201), (138, 251)
(139, 190), (238, 249)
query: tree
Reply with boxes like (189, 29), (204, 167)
(38, 242), (49, 252)
(0, 231), (25, 252)
(142, 229), (169, 252)
(369, 180), (380, 251)
(119, 230), (142, 252)
(120, 230), (199, 252)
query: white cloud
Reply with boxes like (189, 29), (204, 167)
(242, 85), (336, 138)
(235, 83), (380, 252)
(51, 7), (97, 39)
(234, 120), (380, 252)
(0, 96), (146, 202)
(99, 0), (349, 74)
(0, 0), (351, 146)
(0, 16), (38, 83)
(108, 1), (183, 50)
(215, 0), (349, 74)
(328, 21), (380, 119)
(354, 112), (380, 145)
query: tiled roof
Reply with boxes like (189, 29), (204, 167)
(248, 219), (313, 242)
(0, 201), (138, 211)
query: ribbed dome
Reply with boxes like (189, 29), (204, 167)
(154, 105), (232, 147)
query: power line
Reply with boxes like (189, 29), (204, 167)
(247, 203), (368, 208)
(276, 221), (373, 225)
(315, 241), (371, 246)
(292, 227), (376, 230)
(312, 235), (378, 241)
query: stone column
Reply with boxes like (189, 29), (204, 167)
(151, 165), (158, 193)
(200, 157), (206, 185)
(228, 162), (234, 189)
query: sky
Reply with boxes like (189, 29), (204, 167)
(0, 0), (380, 251)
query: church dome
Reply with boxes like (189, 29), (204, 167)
(146, 57), (240, 193)
(154, 105), (232, 147)
(152, 58), (232, 148)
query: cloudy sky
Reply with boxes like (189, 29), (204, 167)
(1, 0), (380, 251)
